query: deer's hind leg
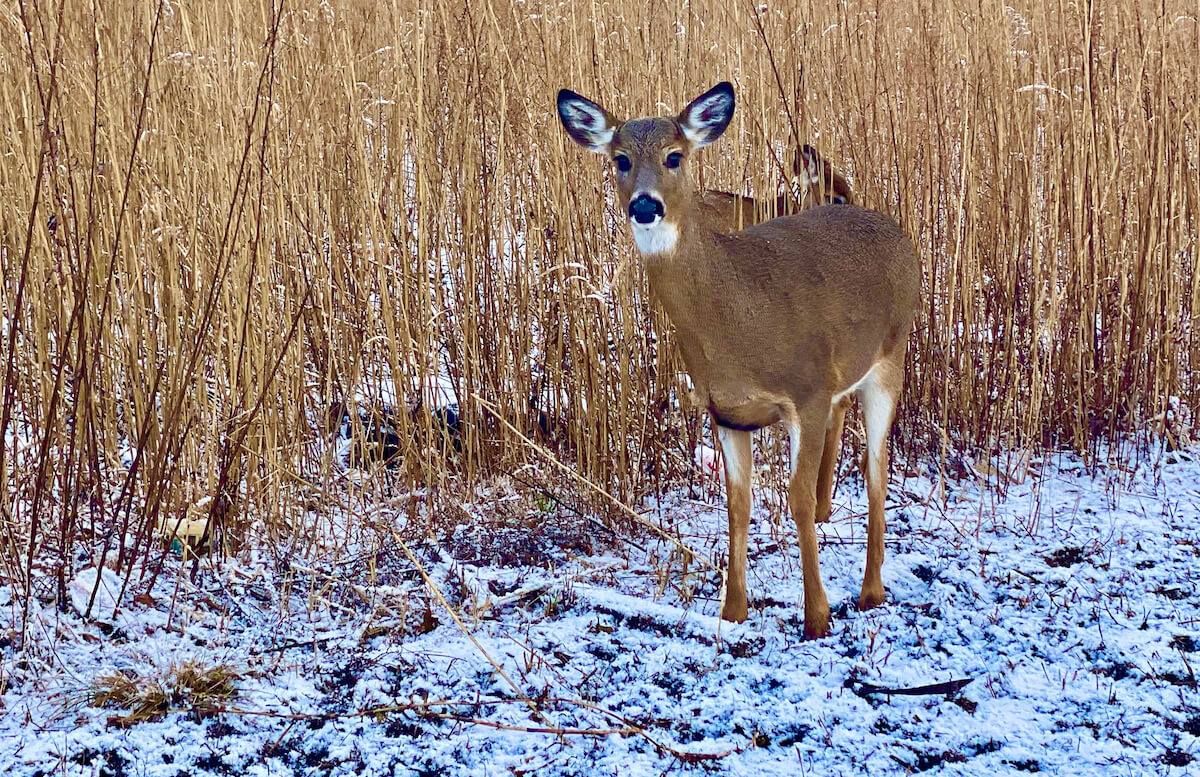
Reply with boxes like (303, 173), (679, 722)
(815, 396), (851, 523)
(856, 357), (903, 611)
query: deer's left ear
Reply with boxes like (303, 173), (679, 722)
(678, 82), (735, 147)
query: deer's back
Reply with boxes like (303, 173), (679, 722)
(714, 205), (919, 319)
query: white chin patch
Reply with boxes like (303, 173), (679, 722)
(630, 219), (678, 255)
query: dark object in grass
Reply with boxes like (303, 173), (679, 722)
(914, 750), (968, 771)
(851, 677), (974, 699)
(325, 400), (462, 467)
(1003, 759), (1041, 772)
(1162, 749), (1194, 767)
(1043, 546), (1086, 568)
(1170, 634), (1198, 653)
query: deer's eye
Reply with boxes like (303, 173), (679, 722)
(613, 154), (631, 173)
(664, 151), (683, 169)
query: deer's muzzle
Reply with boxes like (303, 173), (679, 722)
(628, 193), (665, 224)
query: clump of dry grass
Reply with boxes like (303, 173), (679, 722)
(90, 661), (241, 726)
(0, 1), (1196, 624)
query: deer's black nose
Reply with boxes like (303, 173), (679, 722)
(628, 194), (664, 224)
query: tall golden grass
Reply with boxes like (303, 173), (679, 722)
(1, 1), (1196, 614)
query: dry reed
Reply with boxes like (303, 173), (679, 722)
(1, 0), (1196, 624)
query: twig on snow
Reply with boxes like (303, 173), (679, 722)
(851, 677), (975, 699)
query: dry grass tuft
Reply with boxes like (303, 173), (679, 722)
(90, 661), (241, 726)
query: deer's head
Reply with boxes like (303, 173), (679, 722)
(556, 82), (735, 256)
(797, 144), (854, 206)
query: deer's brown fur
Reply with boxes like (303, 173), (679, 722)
(557, 83), (919, 639)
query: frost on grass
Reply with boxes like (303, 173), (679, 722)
(3, 449), (1200, 775)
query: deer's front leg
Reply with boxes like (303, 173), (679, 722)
(716, 426), (753, 622)
(789, 408), (832, 639)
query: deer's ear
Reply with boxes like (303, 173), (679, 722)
(557, 89), (618, 153)
(799, 144), (823, 186)
(678, 82), (735, 147)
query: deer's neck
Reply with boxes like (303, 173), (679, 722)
(640, 204), (725, 331)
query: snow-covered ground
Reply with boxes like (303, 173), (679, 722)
(3, 446), (1199, 775)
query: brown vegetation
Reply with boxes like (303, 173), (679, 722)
(1, 1), (1196, 617)
(90, 660), (240, 726)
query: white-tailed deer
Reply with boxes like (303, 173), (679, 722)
(701, 144), (855, 232)
(557, 82), (919, 638)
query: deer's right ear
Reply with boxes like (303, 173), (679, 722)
(799, 144), (823, 186)
(557, 90), (617, 153)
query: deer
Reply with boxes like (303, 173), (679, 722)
(701, 144), (855, 232)
(556, 82), (919, 639)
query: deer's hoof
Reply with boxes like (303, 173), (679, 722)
(803, 606), (831, 639)
(721, 600), (748, 623)
(858, 585), (887, 611)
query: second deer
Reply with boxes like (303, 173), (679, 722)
(701, 144), (855, 233)
(557, 82), (919, 639)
